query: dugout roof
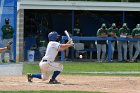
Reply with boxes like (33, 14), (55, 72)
(18, 0), (140, 11)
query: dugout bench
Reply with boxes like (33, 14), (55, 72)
(61, 36), (140, 62)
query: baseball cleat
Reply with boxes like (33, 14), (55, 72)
(49, 79), (61, 84)
(27, 73), (33, 82)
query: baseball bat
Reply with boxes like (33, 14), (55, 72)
(64, 30), (72, 40)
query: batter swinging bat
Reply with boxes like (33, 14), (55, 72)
(64, 30), (72, 40)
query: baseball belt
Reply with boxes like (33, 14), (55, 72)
(42, 60), (52, 63)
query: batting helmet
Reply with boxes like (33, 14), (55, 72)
(48, 31), (60, 41)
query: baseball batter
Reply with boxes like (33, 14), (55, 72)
(27, 31), (74, 84)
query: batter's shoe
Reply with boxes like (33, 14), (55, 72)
(49, 79), (61, 84)
(27, 73), (33, 82)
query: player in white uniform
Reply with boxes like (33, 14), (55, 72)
(27, 31), (74, 84)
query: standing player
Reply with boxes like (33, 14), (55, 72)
(27, 31), (74, 84)
(129, 24), (140, 62)
(1, 18), (14, 63)
(108, 23), (118, 61)
(96, 23), (108, 62)
(117, 23), (130, 62)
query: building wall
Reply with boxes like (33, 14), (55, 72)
(16, 9), (24, 62)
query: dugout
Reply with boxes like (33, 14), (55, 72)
(17, 0), (140, 61)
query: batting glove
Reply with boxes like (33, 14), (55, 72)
(67, 39), (73, 44)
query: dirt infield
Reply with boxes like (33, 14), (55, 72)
(0, 75), (140, 93)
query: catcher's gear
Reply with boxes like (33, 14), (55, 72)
(6, 41), (13, 50)
(48, 31), (60, 41)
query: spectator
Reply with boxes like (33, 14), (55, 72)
(117, 23), (130, 62)
(129, 24), (140, 62)
(35, 35), (47, 59)
(96, 23), (108, 62)
(1, 18), (14, 63)
(74, 24), (81, 36)
(73, 19), (84, 59)
(108, 23), (118, 61)
(38, 40), (47, 58)
(73, 18), (83, 43)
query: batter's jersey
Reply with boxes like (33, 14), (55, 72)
(42, 41), (61, 62)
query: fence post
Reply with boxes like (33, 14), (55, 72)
(108, 37), (112, 62)
(61, 36), (65, 61)
(14, 0), (17, 62)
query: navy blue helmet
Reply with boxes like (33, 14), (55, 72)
(48, 31), (60, 41)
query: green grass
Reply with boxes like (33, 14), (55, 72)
(63, 62), (140, 72)
(23, 62), (140, 76)
(0, 91), (104, 93)
(23, 63), (41, 74)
